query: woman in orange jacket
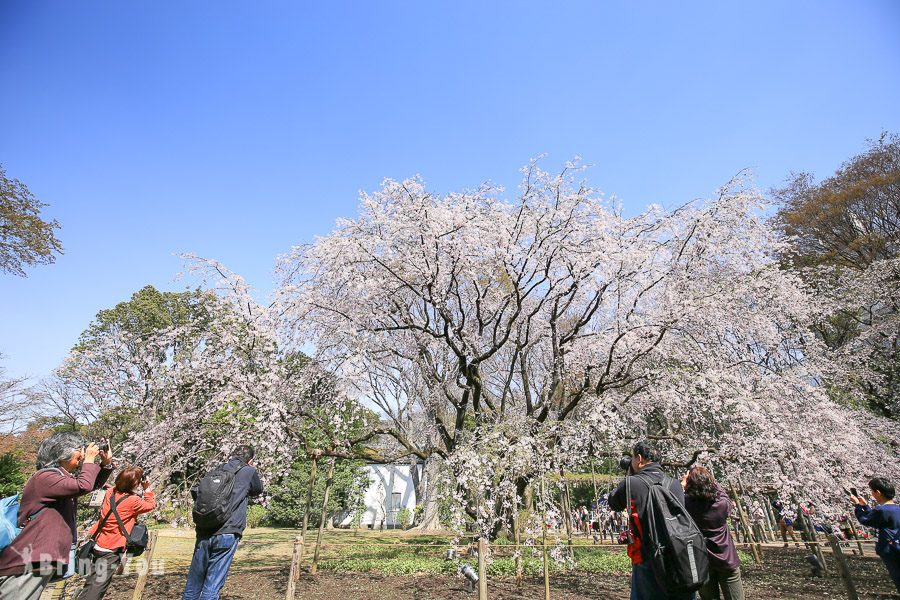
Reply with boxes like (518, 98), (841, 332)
(75, 466), (156, 600)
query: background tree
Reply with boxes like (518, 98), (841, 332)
(775, 132), (899, 271)
(266, 457), (369, 527)
(0, 355), (35, 442)
(0, 163), (63, 276)
(776, 132), (900, 418)
(0, 453), (26, 496)
(278, 160), (900, 537)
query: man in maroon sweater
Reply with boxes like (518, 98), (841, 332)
(0, 432), (113, 599)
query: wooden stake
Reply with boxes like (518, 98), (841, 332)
(310, 457), (335, 575)
(511, 489), (523, 585)
(541, 478), (551, 600)
(300, 453), (319, 544)
(285, 534), (303, 600)
(728, 482), (761, 564)
(848, 511), (865, 556)
(759, 495), (776, 542)
(131, 530), (158, 600)
(826, 533), (859, 600)
(477, 537), (489, 600)
(559, 468), (574, 559)
(737, 477), (763, 558)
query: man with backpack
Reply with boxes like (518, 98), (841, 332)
(608, 440), (705, 600)
(182, 445), (263, 600)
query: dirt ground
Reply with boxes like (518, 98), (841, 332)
(90, 548), (899, 599)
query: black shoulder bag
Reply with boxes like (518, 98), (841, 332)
(110, 495), (149, 557)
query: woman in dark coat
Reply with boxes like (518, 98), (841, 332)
(682, 466), (744, 600)
(0, 432), (113, 600)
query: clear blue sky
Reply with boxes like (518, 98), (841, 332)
(1, 1), (899, 383)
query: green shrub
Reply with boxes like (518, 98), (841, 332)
(246, 504), (267, 529)
(396, 507), (411, 529)
(0, 453), (26, 497)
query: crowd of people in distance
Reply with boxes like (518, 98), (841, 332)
(0, 432), (261, 600)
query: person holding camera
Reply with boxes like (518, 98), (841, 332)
(182, 445), (263, 600)
(850, 477), (900, 593)
(608, 440), (696, 600)
(74, 466), (156, 600)
(0, 433), (114, 600)
(682, 467), (743, 600)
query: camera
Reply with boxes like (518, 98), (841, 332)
(618, 456), (632, 471)
(96, 441), (109, 451)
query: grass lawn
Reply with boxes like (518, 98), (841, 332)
(146, 527), (635, 575)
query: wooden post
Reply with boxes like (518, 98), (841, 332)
(737, 478), (763, 558)
(131, 530), (159, 600)
(300, 453), (319, 544)
(559, 468), (574, 559)
(760, 496), (776, 542)
(542, 536), (550, 600)
(826, 533), (859, 600)
(511, 489), (523, 585)
(728, 482), (761, 564)
(310, 457), (335, 575)
(848, 511), (865, 556)
(285, 534), (303, 600)
(477, 537), (489, 600)
(541, 479), (551, 600)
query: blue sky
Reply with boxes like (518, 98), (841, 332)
(1, 1), (899, 382)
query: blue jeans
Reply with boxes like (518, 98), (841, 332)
(182, 534), (239, 600)
(631, 563), (696, 600)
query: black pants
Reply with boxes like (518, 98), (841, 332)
(75, 549), (123, 600)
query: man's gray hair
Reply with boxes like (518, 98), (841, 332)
(36, 431), (86, 469)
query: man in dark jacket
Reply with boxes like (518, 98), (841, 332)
(182, 445), (263, 600)
(608, 440), (695, 600)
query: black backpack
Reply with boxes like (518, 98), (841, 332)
(630, 472), (709, 594)
(192, 463), (244, 530)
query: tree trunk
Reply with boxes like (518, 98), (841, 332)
(412, 457), (443, 531)
(300, 455), (318, 542)
(311, 458), (336, 575)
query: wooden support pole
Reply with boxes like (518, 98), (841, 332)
(559, 468), (574, 559)
(477, 537), (488, 600)
(848, 511), (865, 556)
(804, 509), (828, 575)
(729, 482), (761, 564)
(826, 533), (860, 600)
(300, 453), (319, 545)
(285, 534), (303, 600)
(131, 530), (159, 600)
(511, 489), (523, 585)
(760, 496), (776, 542)
(589, 457), (599, 505)
(737, 478), (763, 558)
(541, 479), (551, 600)
(310, 457), (335, 575)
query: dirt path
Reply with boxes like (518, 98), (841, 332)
(89, 548), (899, 599)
